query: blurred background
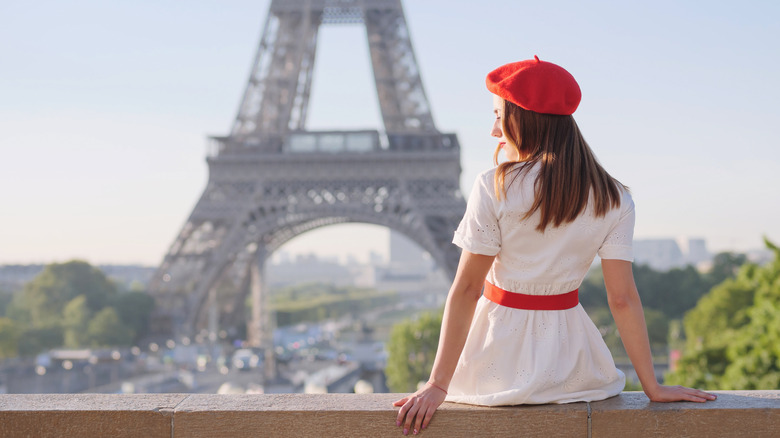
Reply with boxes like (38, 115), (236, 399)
(0, 0), (778, 395)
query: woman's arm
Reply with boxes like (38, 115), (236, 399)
(601, 259), (717, 402)
(394, 250), (495, 435)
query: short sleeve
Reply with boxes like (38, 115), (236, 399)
(598, 192), (635, 261)
(452, 171), (501, 256)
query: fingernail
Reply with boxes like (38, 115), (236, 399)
(396, 421), (401, 426)
(403, 428), (408, 435)
(413, 429), (418, 435)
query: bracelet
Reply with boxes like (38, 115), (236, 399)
(427, 381), (448, 394)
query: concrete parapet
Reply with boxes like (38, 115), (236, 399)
(590, 391), (780, 438)
(0, 394), (186, 437)
(0, 391), (778, 437)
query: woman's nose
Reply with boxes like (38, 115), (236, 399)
(491, 121), (502, 137)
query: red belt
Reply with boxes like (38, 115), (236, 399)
(483, 281), (579, 310)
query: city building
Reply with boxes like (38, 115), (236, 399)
(633, 237), (712, 271)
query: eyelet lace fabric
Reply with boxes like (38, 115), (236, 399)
(447, 166), (634, 406)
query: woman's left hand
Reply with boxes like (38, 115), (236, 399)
(645, 384), (717, 403)
(393, 383), (447, 435)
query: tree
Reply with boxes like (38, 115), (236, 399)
(271, 283), (397, 326)
(385, 311), (442, 393)
(0, 317), (19, 359)
(5, 291), (32, 325)
(586, 306), (668, 360)
(634, 264), (709, 319)
(718, 241), (780, 390)
(721, 287), (780, 389)
(86, 307), (132, 347)
(580, 263), (701, 360)
(18, 260), (116, 327)
(580, 263), (713, 320)
(0, 291), (12, 317)
(643, 308), (670, 353)
(63, 295), (91, 348)
(4, 260), (150, 356)
(706, 252), (748, 287)
(666, 238), (779, 389)
(113, 291), (155, 344)
(578, 267), (607, 309)
(16, 324), (63, 357)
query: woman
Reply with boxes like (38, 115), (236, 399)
(393, 56), (716, 435)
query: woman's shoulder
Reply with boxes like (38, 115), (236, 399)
(612, 183), (635, 218)
(469, 167), (499, 195)
(476, 166), (499, 180)
(618, 184), (634, 206)
(476, 162), (540, 185)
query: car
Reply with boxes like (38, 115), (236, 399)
(231, 349), (261, 371)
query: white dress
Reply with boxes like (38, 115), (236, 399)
(446, 164), (634, 406)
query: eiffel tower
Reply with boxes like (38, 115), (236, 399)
(148, 0), (466, 374)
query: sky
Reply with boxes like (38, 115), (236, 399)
(1, 0), (778, 266)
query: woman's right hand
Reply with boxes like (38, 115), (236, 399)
(393, 383), (448, 435)
(391, 251), (493, 434)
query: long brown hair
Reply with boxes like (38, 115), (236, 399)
(494, 99), (626, 232)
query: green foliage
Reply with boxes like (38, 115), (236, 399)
(580, 263), (713, 319)
(385, 311), (442, 393)
(271, 282), (344, 303)
(578, 268), (607, 309)
(579, 253), (749, 362)
(666, 239), (780, 389)
(722, 293), (780, 389)
(587, 306), (668, 360)
(0, 317), (20, 359)
(633, 265), (710, 319)
(63, 295), (91, 348)
(706, 252), (749, 287)
(0, 292), (12, 317)
(5, 292), (32, 324)
(17, 260), (116, 327)
(16, 324), (63, 357)
(624, 380), (644, 391)
(86, 307), (133, 347)
(113, 291), (155, 344)
(665, 272), (758, 388)
(643, 308), (670, 352)
(667, 319), (684, 351)
(1, 260), (156, 357)
(587, 306), (624, 357)
(271, 283), (398, 326)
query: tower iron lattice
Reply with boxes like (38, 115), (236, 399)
(148, 0), (466, 378)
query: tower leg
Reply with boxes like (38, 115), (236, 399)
(207, 287), (218, 343)
(249, 255), (276, 382)
(248, 261), (263, 348)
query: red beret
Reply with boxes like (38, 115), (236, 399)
(486, 56), (581, 115)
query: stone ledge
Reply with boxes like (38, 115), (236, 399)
(591, 391), (780, 438)
(0, 394), (186, 438)
(0, 391), (777, 438)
